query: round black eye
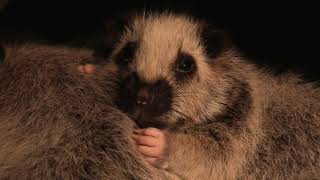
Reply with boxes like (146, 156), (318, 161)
(176, 53), (196, 73)
(116, 42), (137, 66)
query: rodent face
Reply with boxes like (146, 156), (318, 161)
(113, 13), (232, 129)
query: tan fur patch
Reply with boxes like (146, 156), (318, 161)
(112, 12), (320, 179)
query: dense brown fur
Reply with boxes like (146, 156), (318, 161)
(0, 43), (177, 179)
(111, 12), (320, 179)
(1, 13), (319, 179)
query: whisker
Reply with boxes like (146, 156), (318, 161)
(173, 94), (203, 99)
(167, 72), (177, 86)
(173, 91), (207, 96)
(171, 107), (193, 121)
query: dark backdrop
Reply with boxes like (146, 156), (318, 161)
(0, 0), (319, 80)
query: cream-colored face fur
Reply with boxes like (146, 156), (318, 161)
(113, 13), (232, 125)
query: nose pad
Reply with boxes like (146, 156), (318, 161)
(136, 87), (150, 105)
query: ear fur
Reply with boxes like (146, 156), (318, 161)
(94, 10), (138, 60)
(200, 23), (232, 59)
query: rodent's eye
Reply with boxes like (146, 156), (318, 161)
(176, 52), (196, 74)
(115, 41), (137, 66)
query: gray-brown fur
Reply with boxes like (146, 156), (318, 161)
(111, 12), (320, 179)
(0, 43), (176, 179)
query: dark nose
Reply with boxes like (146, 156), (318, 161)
(136, 87), (150, 105)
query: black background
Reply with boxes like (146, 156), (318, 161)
(0, 0), (319, 80)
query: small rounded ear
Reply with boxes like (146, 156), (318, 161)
(94, 10), (137, 59)
(93, 19), (126, 60)
(0, 44), (5, 63)
(200, 24), (233, 59)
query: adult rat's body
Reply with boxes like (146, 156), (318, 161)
(0, 43), (177, 179)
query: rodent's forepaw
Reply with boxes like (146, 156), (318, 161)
(132, 127), (167, 167)
(78, 64), (96, 74)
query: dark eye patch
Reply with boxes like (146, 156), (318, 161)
(174, 52), (197, 81)
(0, 45), (5, 63)
(115, 41), (138, 67)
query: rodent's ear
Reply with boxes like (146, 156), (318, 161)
(94, 10), (137, 59)
(200, 24), (233, 59)
(0, 44), (5, 63)
(95, 19), (124, 58)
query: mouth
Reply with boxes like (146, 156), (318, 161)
(116, 72), (173, 129)
(128, 104), (169, 129)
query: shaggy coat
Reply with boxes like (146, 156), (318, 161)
(113, 12), (320, 180)
(0, 43), (175, 180)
